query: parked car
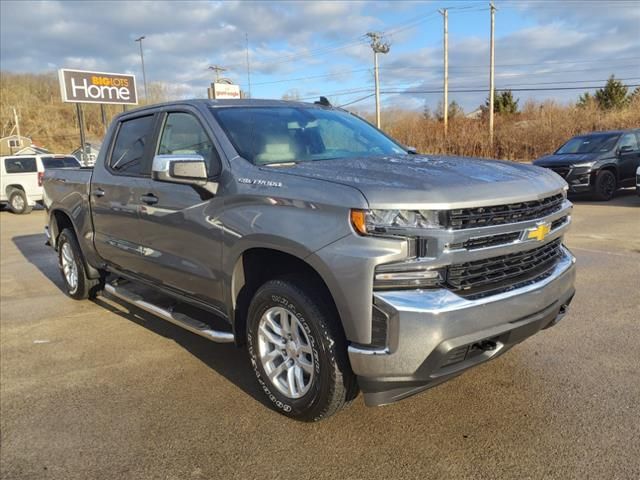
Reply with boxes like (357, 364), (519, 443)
(1, 154), (81, 214)
(43, 99), (576, 421)
(533, 129), (640, 201)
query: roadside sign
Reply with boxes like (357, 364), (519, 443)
(211, 82), (241, 99)
(58, 68), (138, 105)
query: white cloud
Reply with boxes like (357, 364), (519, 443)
(1, 0), (638, 109)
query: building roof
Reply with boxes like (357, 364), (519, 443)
(15, 145), (50, 155)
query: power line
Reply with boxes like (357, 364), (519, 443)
(335, 83), (640, 108)
(383, 84), (640, 95)
(223, 6), (470, 72)
(307, 79), (640, 107)
(381, 56), (640, 71)
(337, 93), (377, 108)
(247, 58), (639, 93)
(248, 59), (639, 93)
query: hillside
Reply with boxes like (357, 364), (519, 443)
(1, 71), (639, 160)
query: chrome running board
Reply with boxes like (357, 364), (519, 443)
(104, 283), (234, 343)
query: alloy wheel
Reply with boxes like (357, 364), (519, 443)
(61, 242), (78, 293)
(257, 306), (315, 399)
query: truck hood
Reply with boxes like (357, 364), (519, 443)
(270, 154), (565, 209)
(534, 152), (604, 166)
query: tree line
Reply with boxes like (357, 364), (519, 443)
(424, 75), (640, 120)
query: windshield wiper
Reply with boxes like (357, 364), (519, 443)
(263, 161), (297, 167)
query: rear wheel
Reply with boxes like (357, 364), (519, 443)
(8, 189), (32, 214)
(246, 278), (357, 421)
(593, 170), (616, 201)
(57, 228), (102, 300)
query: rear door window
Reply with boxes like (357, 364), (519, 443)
(109, 115), (155, 175)
(41, 156), (81, 169)
(4, 157), (37, 173)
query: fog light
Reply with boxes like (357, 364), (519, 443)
(374, 268), (443, 290)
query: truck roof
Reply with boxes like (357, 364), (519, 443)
(122, 98), (331, 116)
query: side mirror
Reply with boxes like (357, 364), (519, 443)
(618, 145), (633, 155)
(152, 154), (208, 186)
(406, 146), (418, 154)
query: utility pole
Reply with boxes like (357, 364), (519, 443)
(439, 8), (449, 136)
(12, 107), (21, 141)
(208, 65), (227, 83)
(135, 36), (148, 102)
(245, 33), (252, 98)
(489, 2), (496, 145)
(366, 32), (390, 129)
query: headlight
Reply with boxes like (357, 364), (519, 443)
(572, 162), (595, 168)
(351, 209), (442, 235)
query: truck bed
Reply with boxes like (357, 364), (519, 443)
(44, 167), (92, 207)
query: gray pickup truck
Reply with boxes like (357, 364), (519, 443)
(44, 99), (576, 421)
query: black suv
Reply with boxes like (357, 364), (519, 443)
(534, 129), (640, 200)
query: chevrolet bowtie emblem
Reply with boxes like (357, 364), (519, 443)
(527, 222), (551, 241)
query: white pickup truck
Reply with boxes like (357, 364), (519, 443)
(1, 154), (80, 214)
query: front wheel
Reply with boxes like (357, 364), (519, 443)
(246, 278), (358, 421)
(57, 228), (102, 300)
(593, 170), (616, 201)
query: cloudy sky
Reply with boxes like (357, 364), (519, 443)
(1, 0), (639, 113)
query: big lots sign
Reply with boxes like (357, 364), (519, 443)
(58, 69), (138, 105)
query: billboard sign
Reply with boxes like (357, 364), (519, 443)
(212, 82), (241, 99)
(58, 68), (138, 105)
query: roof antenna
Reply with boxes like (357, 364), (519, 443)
(315, 96), (331, 107)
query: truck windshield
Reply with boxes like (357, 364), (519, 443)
(211, 107), (407, 165)
(41, 156), (81, 168)
(555, 134), (620, 154)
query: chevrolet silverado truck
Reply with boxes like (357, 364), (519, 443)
(44, 99), (576, 421)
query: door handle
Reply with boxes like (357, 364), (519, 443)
(93, 188), (105, 197)
(140, 194), (158, 205)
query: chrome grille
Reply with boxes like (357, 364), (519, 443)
(447, 238), (563, 295)
(448, 231), (522, 251)
(446, 193), (564, 230)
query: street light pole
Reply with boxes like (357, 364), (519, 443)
(135, 35), (148, 102)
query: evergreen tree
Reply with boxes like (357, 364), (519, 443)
(583, 75), (630, 110)
(435, 100), (464, 121)
(422, 101), (433, 120)
(577, 92), (595, 108)
(482, 89), (519, 114)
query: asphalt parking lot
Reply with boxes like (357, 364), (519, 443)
(1, 192), (639, 480)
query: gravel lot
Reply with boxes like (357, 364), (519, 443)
(1, 191), (639, 480)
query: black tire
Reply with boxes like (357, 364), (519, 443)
(8, 189), (32, 214)
(246, 278), (358, 421)
(57, 228), (102, 300)
(593, 170), (616, 201)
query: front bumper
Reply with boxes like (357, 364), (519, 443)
(541, 165), (593, 193)
(349, 246), (576, 406)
